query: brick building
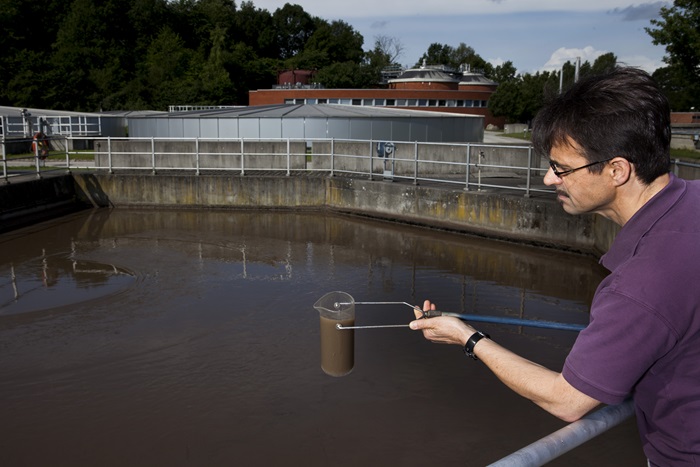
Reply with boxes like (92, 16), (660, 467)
(249, 64), (505, 128)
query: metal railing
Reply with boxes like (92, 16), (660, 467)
(0, 115), (102, 137)
(65, 136), (554, 197)
(489, 400), (635, 466)
(3, 136), (700, 195)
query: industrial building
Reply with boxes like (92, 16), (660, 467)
(249, 64), (505, 129)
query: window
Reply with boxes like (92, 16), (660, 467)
(396, 99), (407, 106)
(386, 99), (395, 106)
(307, 98), (317, 104)
(428, 100), (437, 107)
(407, 99), (417, 106)
(284, 99), (294, 104)
(352, 99), (362, 105)
(418, 99), (428, 106)
(375, 99), (386, 106)
(438, 100), (446, 107)
(318, 98), (327, 104)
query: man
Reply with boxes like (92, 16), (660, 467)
(410, 67), (700, 465)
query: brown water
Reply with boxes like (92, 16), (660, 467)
(0, 208), (645, 466)
(320, 316), (355, 377)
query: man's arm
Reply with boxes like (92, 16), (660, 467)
(410, 300), (600, 422)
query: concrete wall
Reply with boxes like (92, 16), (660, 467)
(68, 173), (614, 255)
(0, 175), (91, 233)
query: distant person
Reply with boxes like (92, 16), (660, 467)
(31, 131), (49, 161)
(410, 67), (700, 466)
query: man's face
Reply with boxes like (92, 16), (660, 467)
(543, 140), (615, 217)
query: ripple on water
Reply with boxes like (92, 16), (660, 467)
(0, 253), (136, 316)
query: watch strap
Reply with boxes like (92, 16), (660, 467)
(464, 331), (490, 360)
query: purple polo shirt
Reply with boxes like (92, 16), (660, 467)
(563, 174), (700, 465)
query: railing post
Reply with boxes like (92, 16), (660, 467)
(195, 137), (200, 176)
(64, 136), (70, 173)
(524, 145), (533, 198)
(108, 137), (113, 174)
(240, 138), (245, 176)
(1, 117), (7, 182)
(413, 141), (418, 185)
(286, 138), (291, 176)
(464, 143), (471, 191)
(330, 138), (335, 177)
(368, 139), (373, 181)
(34, 135), (41, 179)
(151, 137), (156, 174)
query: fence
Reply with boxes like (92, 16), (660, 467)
(3, 136), (700, 195)
(0, 114), (102, 138)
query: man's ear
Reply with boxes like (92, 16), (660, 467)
(609, 157), (632, 187)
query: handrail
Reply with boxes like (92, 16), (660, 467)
(3, 136), (699, 190)
(488, 400), (635, 466)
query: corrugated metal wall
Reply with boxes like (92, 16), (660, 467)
(128, 115), (483, 143)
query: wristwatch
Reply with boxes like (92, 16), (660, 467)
(463, 331), (490, 360)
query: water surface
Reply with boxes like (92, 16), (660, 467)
(0, 208), (644, 466)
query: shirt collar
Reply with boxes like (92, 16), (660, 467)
(600, 173), (685, 271)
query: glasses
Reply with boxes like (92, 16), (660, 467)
(548, 158), (614, 178)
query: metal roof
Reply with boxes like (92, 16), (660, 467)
(148, 104), (481, 119)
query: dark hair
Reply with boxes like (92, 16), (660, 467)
(532, 67), (671, 184)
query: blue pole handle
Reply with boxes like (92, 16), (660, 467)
(437, 311), (587, 332)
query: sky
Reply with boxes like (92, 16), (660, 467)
(249, 0), (671, 75)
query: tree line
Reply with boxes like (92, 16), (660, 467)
(1, 0), (697, 122)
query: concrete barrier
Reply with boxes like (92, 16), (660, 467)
(1, 171), (617, 255)
(67, 173), (613, 255)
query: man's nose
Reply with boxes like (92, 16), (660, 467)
(543, 166), (561, 187)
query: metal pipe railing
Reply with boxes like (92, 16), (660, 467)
(488, 400), (635, 466)
(3, 136), (699, 191)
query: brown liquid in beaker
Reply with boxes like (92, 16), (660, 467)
(320, 315), (354, 377)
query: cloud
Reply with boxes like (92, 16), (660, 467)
(616, 54), (665, 73)
(608, 1), (668, 21)
(542, 46), (607, 71)
(371, 20), (389, 29)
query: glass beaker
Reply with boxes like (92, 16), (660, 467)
(314, 291), (355, 377)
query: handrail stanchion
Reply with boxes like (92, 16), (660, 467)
(286, 138), (291, 176)
(488, 400), (635, 467)
(151, 137), (156, 174)
(195, 137), (200, 176)
(330, 138), (335, 177)
(2, 117), (8, 181)
(464, 143), (471, 191)
(368, 139), (372, 181)
(108, 137), (113, 174)
(65, 136), (70, 172)
(413, 141), (418, 185)
(240, 138), (245, 176)
(525, 145), (533, 198)
(34, 136), (41, 179)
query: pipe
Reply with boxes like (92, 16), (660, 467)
(487, 399), (635, 467)
(345, 302), (587, 332)
(441, 312), (586, 332)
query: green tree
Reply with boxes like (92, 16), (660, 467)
(273, 3), (316, 60)
(304, 19), (364, 67)
(646, 0), (700, 110)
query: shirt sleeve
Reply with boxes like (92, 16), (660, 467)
(562, 288), (676, 405)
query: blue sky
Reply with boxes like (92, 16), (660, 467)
(250, 1), (670, 74)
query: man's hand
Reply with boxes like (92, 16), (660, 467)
(409, 300), (475, 346)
